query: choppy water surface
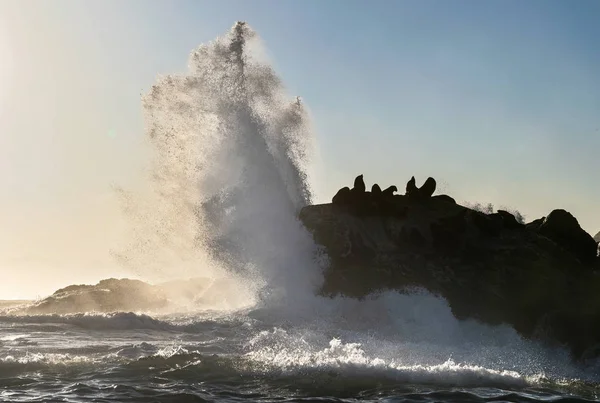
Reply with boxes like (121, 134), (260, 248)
(1, 291), (599, 402)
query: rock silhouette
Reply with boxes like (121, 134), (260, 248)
(432, 194), (456, 204)
(301, 174), (600, 360)
(534, 209), (597, 264)
(495, 210), (525, 230)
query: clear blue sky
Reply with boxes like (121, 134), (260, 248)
(0, 1), (599, 297)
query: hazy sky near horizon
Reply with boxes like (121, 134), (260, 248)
(0, 0), (599, 298)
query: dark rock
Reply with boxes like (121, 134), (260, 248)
(299, 197), (600, 360)
(371, 184), (382, 196)
(471, 210), (503, 236)
(431, 209), (468, 252)
(526, 217), (545, 231)
(496, 210), (526, 230)
(534, 310), (600, 358)
(594, 231), (600, 243)
(405, 227), (428, 247)
(535, 209), (597, 264)
(432, 194), (456, 204)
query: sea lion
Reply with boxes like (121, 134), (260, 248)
(353, 174), (366, 193)
(332, 187), (352, 205)
(406, 176), (418, 197)
(375, 184), (397, 216)
(382, 185), (397, 198)
(419, 177), (436, 198)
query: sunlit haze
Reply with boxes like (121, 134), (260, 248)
(0, 0), (599, 299)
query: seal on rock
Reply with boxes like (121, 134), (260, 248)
(332, 187), (352, 205)
(382, 185), (397, 198)
(406, 176), (436, 201)
(406, 176), (418, 197)
(419, 177), (436, 198)
(353, 175), (366, 193)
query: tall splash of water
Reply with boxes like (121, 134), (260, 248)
(115, 22), (325, 304)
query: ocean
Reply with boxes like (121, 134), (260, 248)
(1, 22), (599, 402)
(1, 293), (599, 402)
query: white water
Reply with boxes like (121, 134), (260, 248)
(114, 22), (325, 309)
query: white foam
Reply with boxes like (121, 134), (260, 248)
(246, 335), (529, 388)
(243, 289), (595, 385)
(0, 352), (96, 366)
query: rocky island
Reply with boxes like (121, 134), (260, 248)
(5, 277), (232, 315)
(300, 175), (600, 360)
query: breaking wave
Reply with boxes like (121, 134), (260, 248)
(113, 21), (325, 308)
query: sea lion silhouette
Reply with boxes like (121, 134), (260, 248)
(419, 177), (436, 198)
(382, 185), (397, 197)
(332, 187), (351, 205)
(406, 176), (418, 196)
(353, 174), (366, 193)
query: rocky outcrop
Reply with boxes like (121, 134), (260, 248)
(300, 175), (600, 359)
(530, 210), (597, 264)
(14, 278), (215, 315)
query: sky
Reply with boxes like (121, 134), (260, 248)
(0, 0), (599, 298)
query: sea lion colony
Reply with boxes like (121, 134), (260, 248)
(331, 174), (439, 216)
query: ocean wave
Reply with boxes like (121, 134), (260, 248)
(244, 336), (530, 389)
(0, 312), (177, 331)
(0, 310), (255, 336)
(0, 339), (597, 401)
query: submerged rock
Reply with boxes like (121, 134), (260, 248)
(299, 182), (600, 360)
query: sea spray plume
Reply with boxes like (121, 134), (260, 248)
(115, 22), (324, 304)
